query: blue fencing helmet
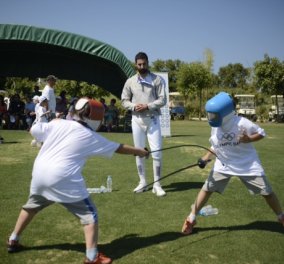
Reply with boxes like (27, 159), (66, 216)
(205, 92), (235, 127)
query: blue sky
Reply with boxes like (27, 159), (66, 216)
(0, 0), (283, 73)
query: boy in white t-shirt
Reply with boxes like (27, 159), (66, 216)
(31, 96), (50, 147)
(182, 92), (284, 235)
(7, 98), (149, 264)
(35, 95), (50, 123)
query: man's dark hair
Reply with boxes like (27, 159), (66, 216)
(135, 52), (148, 62)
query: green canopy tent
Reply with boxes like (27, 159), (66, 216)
(0, 24), (135, 97)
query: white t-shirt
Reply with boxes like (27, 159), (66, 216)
(30, 119), (120, 203)
(210, 115), (265, 176)
(42, 84), (56, 113)
(34, 104), (48, 123)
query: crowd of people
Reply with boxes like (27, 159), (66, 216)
(0, 77), (120, 133)
(0, 81), (69, 131)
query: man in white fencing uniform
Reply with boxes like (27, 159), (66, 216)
(41, 75), (57, 120)
(121, 52), (167, 197)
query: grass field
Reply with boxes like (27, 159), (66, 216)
(1, 120), (284, 264)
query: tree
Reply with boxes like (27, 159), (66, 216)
(203, 48), (215, 100)
(177, 62), (211, 120)
(56, 80), (110, 99)
(254, 54), (284, 121)
(203, 48), (214, 73)
(2, 77), (110, 100)
(152, 59), (182, 92)
(218, 63), (249, 89)
(3, 77), (35, 96)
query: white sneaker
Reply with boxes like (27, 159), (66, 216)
(152, 185), (166, 197)
(133, 182), (148, 193)
(31, 139), (37, 147)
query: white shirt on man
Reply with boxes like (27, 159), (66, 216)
(42, 84), (56, 113)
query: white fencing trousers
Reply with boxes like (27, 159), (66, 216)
(132, 115), (162, 186)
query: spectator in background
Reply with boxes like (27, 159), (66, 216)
(0, 94), (9, 129)
(34, 96), (50, 124)
(99, 98), (108, 131)
(24, 96), (36, 131)
(32, 95), (40, 105)
(8, 94), (26, 129)
(99, 98), (108, 111)
(32, 96), (40, 123)
(59, 90), (68, 109)
(55, 96), (67, 118)
(31, 95), (50, 147)
(4, 97), (10, 111)
(42, 75), (57, 120)
(31, 85), (41, 98)
(66, 97), (78, 120)
(105, 98), (119, 132)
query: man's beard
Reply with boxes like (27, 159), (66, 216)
(137, 69), (148, 75)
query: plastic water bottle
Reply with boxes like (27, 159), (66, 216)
(106, 175), (112, 192)
(87, 188), (102, 193)
(87, 186), (108, 194)
(199, 205), (219, 216)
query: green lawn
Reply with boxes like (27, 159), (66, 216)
(1, 120), (284, 264)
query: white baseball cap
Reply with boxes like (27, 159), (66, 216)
(39, 95), (47, 104)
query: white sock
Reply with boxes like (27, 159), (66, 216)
(86, 247), (98, 261)
(136, 157), (146, 184)
(9, 232), (20, 241)
(187, 213), (196, 223)
(277, 212), (284, 219)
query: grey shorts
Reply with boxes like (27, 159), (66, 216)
(22, 194), (98, 225)
(202, 171), (273, 195)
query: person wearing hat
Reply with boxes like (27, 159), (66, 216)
(7, 98), (149, 264)
(41, 75), (57, 120)
(34, 95), (50, 124)
(30, 95), (50, 147)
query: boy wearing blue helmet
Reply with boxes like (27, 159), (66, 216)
(182, 92), (284, 235)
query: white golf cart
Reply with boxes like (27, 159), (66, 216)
(234, 94), (257, 121)
(269, 95), (284, 122)
(169, 92), (185, 120)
